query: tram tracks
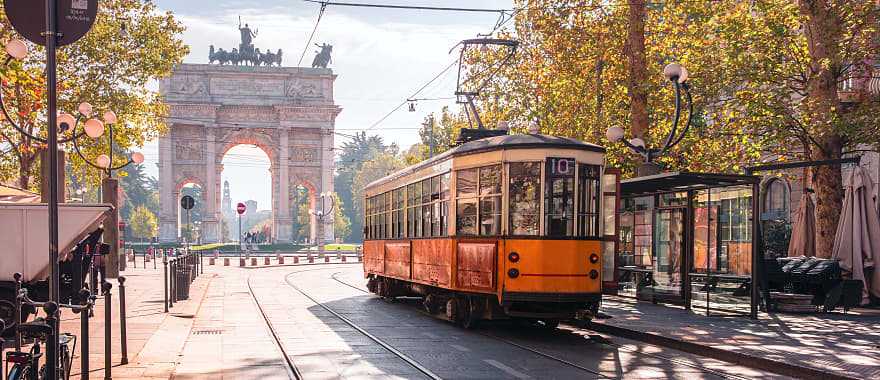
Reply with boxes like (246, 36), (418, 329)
(328, 270), (756, 380)
(283, 271), (443, 380)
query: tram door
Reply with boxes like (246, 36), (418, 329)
(652, 198), (687, 304)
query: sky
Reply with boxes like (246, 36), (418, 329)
(146, 0), (515, 210)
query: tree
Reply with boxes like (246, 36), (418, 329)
(0, 0), (188, 190)
(118, 163), (158, 222)
(129, 205), (157, 242)
(335, 132), (400, 241)
(351, 151), (405, 241)
(332, 193), (352, 241)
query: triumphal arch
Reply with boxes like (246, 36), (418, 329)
(157, 63), (340, 243)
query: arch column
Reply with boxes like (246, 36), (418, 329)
(202, 125), (220, 242)
(158, 134), (178, 242)
(275, 129), (293, 242)
(320, 130), (335, 244)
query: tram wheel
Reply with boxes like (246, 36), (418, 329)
(459, 296), (480, 329)
(423, 294), (439, 314)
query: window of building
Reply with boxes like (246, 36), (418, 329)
(763, 178), (790, 221)
(509, 162), (541, 236)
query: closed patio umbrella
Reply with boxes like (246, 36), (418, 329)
(831, 166), (880, 303)
(788, 193), (816, 257)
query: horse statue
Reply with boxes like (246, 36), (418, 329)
(230, 48), (241, 65)
(209, 45), (232, 65)
(311, 43), (332, 68)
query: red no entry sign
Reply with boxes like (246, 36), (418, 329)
(236, 202), (247, 215)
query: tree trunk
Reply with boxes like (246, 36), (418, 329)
(17, 152), (37, 190)
(799, 0), (844, 257)
(626, 0), (649, 142)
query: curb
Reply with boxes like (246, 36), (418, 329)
(583, 320), (857, 380)
(239, 261), (362, 270)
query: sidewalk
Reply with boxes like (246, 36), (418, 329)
(61, 265), (213, 379)
(589, 296), (880, 380)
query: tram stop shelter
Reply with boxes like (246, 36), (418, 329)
(611, 172), (761, 318)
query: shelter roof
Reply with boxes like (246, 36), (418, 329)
(620, 171), (760, 197)
(0, 184), (39, 203)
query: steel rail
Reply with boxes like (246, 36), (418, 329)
(284, 271), (443, 380)
(329, 271), (752, 380)
(245, 274), (303, 380)
(327, 272), (613, 379)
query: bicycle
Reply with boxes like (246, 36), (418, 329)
(4, 289), (92, 380)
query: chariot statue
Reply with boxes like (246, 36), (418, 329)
(208, 19), (283, 67)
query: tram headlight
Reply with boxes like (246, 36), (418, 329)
(589, 254), (599, 264)
(508, 251), (520, 263)
(589, 270), (599, 279)
(508, 268), (520, 278)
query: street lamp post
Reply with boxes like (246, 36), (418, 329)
(606, 63), (694, 177)
(309, 191), (335, 250)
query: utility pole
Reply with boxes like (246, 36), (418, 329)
(427, 115), (435, 158)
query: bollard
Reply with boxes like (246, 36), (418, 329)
(13, 272), (21, 351)
(163, 254), (169, 312)
(119, 277), (129, 365)
(240, 258), (246, 267)
(251, 257), (257, 266)
(224, 258), (230, 266)
(342, 255), (347, 263)
(103, 281), (113, 380)
(209, 257), (216, 265)
(336, 252), (341, 260)
(199, 251), (204, 275)
(170, 259), (177, 307)
(264, 257), (270, 265)
(279, 256), (285, 264)
(309, 256), (314, 264)
(80, 289), (92, 380)
(153, 252), (157, 269)
(325, 256), (330, 263)
(293, 256), (299, 264)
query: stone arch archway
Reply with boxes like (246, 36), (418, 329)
(157, 64), (340, 244)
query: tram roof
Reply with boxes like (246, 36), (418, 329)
(366, 133), (605, 190)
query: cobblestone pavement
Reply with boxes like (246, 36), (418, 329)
(247, 265), (786, 379)
(590, 296), (880, 379)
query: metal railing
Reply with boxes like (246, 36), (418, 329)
(163, 249), (200, 311)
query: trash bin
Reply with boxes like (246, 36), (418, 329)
(175, 265), (192, 300)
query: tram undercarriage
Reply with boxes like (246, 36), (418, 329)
(366, 274), (601, 329)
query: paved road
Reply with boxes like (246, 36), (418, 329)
(246, 264), (788, 379)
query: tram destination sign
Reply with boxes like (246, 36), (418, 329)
(4, 0), (99, 46)
(547, 157), (575, 178)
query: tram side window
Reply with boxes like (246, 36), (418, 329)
(456, 168), (478, 235)
(509, 162), (541, 236)
(407, 184), (416, 237)
(440, 173), (450, 235)
(479, 165), (502, 235)
(577, 164), (601, 237)
(456, 165), (502, 236)
(392, 188), (404, 238)
(546, 158), (575, 236)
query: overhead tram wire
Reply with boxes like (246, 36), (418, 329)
(363, 60), (458, 131)
(303, 0), (512, 13)
(299, 1), (329, 66)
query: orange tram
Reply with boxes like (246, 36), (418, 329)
(362, 132), (619, 328)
